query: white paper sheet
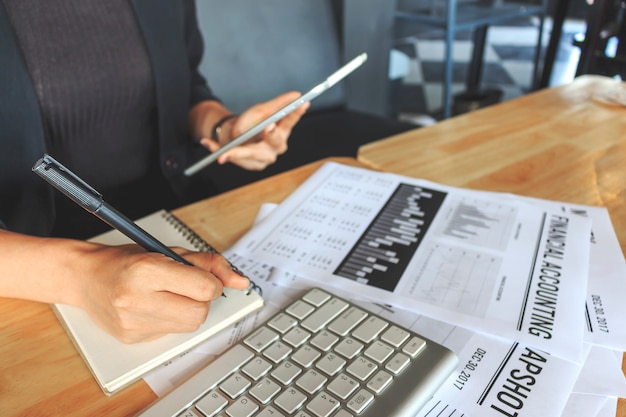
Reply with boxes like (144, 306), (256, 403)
(142, 253), (624, 417)
(230, 162), (592, 362)
(572, 345), (626, 396)
(561, 394), (608, 417)
(354, 297), (583, 417)
(509, 197), (626, 351)
(207, 264), (591, 417)
(142, 163), (625, 416)
(598, 397), (619, 417)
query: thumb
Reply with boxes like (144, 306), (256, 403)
(200, 137), (220, 152)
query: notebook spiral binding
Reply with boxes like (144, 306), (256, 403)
(161, 211), (263, 297)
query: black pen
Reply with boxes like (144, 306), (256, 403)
(32, 154), (231, 296)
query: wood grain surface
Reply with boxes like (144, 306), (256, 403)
(1, 74), (623, 416)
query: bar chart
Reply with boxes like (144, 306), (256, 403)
(334, 183), (446, 291)
(439, 197), (518, 250)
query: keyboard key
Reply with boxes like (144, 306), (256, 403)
(283, 326), (311, 348)
(333, 337), (364, 360)
(307, 391), (340, 417)
(366, 370), (393, 394)
(381, 325), (410, 347)
(292, 345), (321, 368)
(403, 336), (426, 357)
(347, 389), (374, 414)
(310, 330), (339, 351)
(219, 372), (251, 399)
(296, 369), (328, 394)
(214, 344), (255, 372)
(315, 352), (346, 377)
(268, 313), (298, 334)
(256, 405), (286, 417)
(274, 387), (307, 414)
(327, 373), (359, 400)
(244, 327), (279, 352)
(242, 357), (272, 381)
(178, 409), (203, 417)
(327, 307), (368, 336)
(301, 298), (349, 332)
(286, 300), (315, 320)
(263, 341), (293, 363)
(249, 377), (281, 404)
(346, 356), (377, 381)
(352, 316), (388, 343)
(385, 352), (411, 375)
(302, 288), (331, 306)
(195, 390), (228, 416)
(364, 340), (394, 364)
(271, 361), (302, 385)
(225, 395), (258, 417)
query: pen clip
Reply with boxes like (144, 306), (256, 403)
(32, 154), (104, 212)
(40, 154), (102, 196)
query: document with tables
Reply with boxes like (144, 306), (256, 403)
(143, 159), (626, 417)
(229, 162), (593, 362)
(220, 161), (626, 417)
(351, 74), (626, 417)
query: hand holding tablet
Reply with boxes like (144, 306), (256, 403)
(184, 53), (368, 176)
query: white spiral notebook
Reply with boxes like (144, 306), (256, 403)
(52, 210), (264, 395)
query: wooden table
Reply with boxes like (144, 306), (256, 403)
(358, 74), (626, 416)
(0, 157), (362, 417)
(1, 75), (624, 416)
(358, 75), (626, 256)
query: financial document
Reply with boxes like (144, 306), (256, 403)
(512, 196), (626, 352)
(144, 262), (626, 416)
(143, 162), (626, 416)
(230, 162), (592, 362)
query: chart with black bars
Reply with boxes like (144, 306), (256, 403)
(334, 183), (447, 292)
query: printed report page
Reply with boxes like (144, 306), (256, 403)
(230, 162), (592, 362)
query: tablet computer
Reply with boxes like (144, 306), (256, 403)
(184, 53), (368, 176)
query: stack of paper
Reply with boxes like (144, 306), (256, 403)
(146, 162), (626, 417)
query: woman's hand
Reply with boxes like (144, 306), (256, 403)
(76, 245), (250, 343)
(198, 91), (310, 170)
(0, 230), (250, 343)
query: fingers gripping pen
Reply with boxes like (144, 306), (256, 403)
(32, 154), (246, 297)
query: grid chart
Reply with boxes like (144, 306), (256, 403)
(410, 243), (501, 317)
(334, 183), (447, 291)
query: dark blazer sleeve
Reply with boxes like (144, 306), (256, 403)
(131, 0), (222, 196)
(0, 3), (55, 236)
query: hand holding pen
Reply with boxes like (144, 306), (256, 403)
(67, 243), (250, 343)
(32, 154), (250, 343)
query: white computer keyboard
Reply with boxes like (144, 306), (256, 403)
(137, 288), (458, 417)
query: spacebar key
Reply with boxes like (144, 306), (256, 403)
(137, 344), (255, 417)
